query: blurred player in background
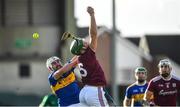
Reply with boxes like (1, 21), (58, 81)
(144, 59), (180, 106)
(123, 67), (148, 107)
(39, 93), (58, 107)
(46, 56), (82, 107)
(68, 6), (109, 106)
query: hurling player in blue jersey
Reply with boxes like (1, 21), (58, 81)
(46, 56), (82, 107)
(123, 67), (148, 107)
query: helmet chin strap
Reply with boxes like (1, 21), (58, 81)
(49, 67), (53, 71)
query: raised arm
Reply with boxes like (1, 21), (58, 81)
(53, 58), (79, 80)
(70, 55), (78, 62)
(87, 6), (98, 52)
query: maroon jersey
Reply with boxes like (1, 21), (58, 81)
(147, 75), (180, 106)
(78, 46), (106, 86)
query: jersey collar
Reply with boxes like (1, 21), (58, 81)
(160, 75), (172, 81)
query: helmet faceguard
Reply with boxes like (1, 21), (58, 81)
(158, 59), (171, 68)
(46, 56), (62, 71)
(70, 38), (84, 55)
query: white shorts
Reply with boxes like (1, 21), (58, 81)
(79, 85), (109, 106)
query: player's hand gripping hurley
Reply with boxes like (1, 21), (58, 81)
(61, 32), (78, 41)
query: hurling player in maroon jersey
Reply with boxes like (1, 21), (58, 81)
(143, 59), (180, 106)
(69, 6), (109, 106)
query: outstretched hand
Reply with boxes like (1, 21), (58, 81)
(87, 6), (94, 16)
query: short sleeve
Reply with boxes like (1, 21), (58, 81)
(147, 80), (155, 92)
(48, 73), (57, 86)
(125, 87), (132, 99)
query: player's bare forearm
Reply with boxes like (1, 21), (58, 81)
(70, 56), (78, 62)
(53, 59), (78, 80)
(123, 98), (131, 107)
(90, 14), (97, 38)
(87, 6), (97, 51)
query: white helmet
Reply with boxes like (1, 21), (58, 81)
(46, 56), (62, 71)
(158, 59), (171, 68)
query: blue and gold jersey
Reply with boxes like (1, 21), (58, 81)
(125, 82), (148, 106)
(48, 68), (80, 106)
